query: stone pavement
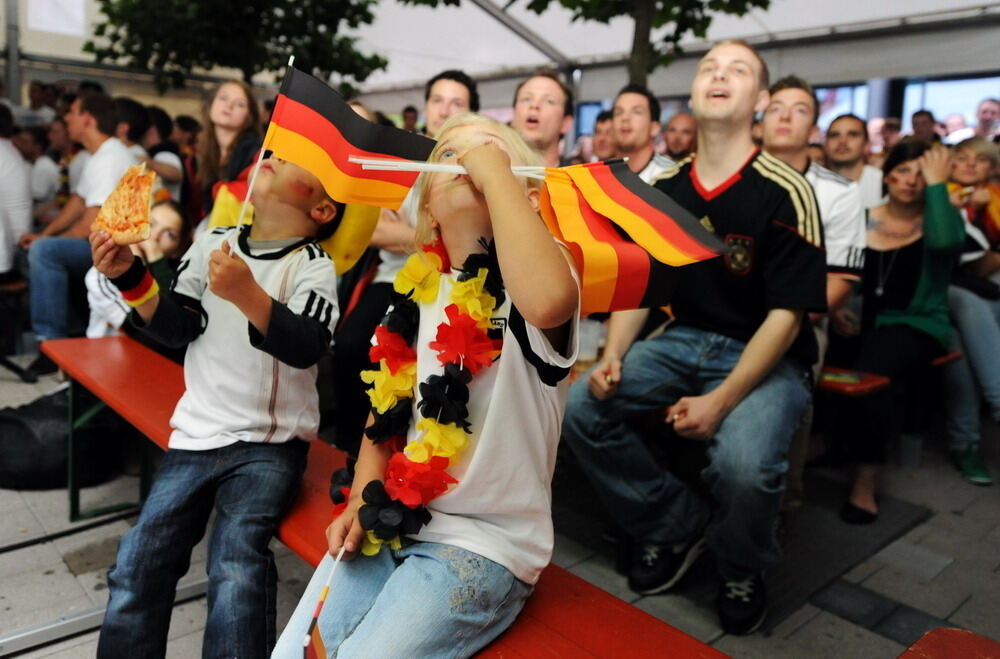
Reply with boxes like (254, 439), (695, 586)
(0, 358), (997, 658)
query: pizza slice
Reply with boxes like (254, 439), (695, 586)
(92, 164), (156, 245)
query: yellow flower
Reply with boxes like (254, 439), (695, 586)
(406, 418), (469, 463)
(450, 268), (496, 327)
(361, 361), (417, 414)
(394, 252), (442, 303)
(361, 530), (402, 556)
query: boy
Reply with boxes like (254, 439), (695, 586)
(92, 158), (340, 658)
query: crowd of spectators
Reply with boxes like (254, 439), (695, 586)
(0, 58), (997, 643)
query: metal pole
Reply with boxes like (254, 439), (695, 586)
(5, 0), (21, 104)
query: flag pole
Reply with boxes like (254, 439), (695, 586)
(301, 545), (346, 654)
(229, 55), (296, 248)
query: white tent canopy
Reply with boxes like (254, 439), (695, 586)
(352, 0), (1000, 109)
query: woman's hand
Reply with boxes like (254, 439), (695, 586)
(919, 144), (951, 186)
(325, 496), (366, 561)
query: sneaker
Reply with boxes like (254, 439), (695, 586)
(627, 537), (707, 595)
(26, 353), (58, 376)
(717, 573), (767, 635)
(951, 445), (994, 486)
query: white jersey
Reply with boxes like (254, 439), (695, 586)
(408, 265), (580, 585)
(166, 227), (339, 450)
(806, 161), (866, 280)
(638, 153), (676, 184)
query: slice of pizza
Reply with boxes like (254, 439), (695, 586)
(92, 164), (156, 245)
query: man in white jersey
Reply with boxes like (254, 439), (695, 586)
(612, 83), (674, 183)
(824, 113), (884, 209)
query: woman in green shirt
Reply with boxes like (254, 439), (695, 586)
(841, 141), (965, 524)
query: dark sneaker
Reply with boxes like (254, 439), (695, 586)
(717, 573), (766, 635)
(951, 445), (994, 486)
(627, 537), (707, 595)
(26, 352), (58, 376)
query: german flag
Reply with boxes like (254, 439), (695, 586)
(540, 160), (724, 314)
(265, 66), (435, 209)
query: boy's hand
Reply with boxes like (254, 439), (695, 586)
(459, 142), (513, 194)
(90, 231), (135, 279)
(325, 498), (365, 561)
(208, 241), (256, 306)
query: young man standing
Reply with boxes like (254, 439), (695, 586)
(824, 113), (884, 210)
(422, 70), (479, 138)
(20, 93), (137, 375)
(562, 41), (826, 635)
(612, 83), (673, 183)
(511, 70), (574, 168)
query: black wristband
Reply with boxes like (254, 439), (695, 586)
(110, 257), (148, 292)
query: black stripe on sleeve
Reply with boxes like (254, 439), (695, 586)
(506, 306), (570, 387)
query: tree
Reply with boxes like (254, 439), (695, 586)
(84, 0), (387, 93)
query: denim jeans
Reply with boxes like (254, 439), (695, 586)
(562, 325), (810, 581)
(943, 286), (1000, 449)
(272, 542), (532, 659)
(98, 440), (308, 659)
(28, 236), (92, 340)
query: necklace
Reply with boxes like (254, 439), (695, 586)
(352, 239), (505, 556)
(874, 249), (899, 297)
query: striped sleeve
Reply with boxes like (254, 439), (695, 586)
(754, 152), (823, 248)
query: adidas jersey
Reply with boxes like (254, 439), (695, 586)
(653, 149), (827, 367)
(167, 226), (338, 450)
(805, 161), (866, 280)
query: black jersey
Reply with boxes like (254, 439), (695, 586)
(653, 149), (827, 367)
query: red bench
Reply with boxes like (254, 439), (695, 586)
(42, 335), (722, 658)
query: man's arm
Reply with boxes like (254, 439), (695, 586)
(21, 194), (85, 246)
(668, 308), (802, 440)
(585, 308), (650, 400)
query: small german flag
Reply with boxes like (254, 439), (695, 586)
(540, 159), (724, 315)
(265, 66), (435, 209)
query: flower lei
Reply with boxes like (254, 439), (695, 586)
(349, 239), (506, 555)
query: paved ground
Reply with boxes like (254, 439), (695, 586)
(0, 356), (997, 658)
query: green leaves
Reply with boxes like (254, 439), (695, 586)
(85, 0), (387, 92)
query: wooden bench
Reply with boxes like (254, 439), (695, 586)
(898, 627), (1000, 658)
(31, 335), (721, 658)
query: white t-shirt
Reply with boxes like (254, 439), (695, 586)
(858, 164), (884, 210)
(407, 264), (580, 584)
(167, 227), (339, 450)
(638, 153), (676, 184)
(30, 154), (60, 204)
(153, 150), (183, 200)
(68, 150), (91, 194)
(85, 266), (129, 338)
(373, 187), (418, 285)
(0, 139), (32, 272)
(806, 161), (866, 279)
(77, 137), (138, 207)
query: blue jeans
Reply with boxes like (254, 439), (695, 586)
(28, 236), (92, 340)
(98, 440), (308, 659)
(943, 286), (1000, 449)
(562, 325), (810, 581)
(272, 542), (532, 658)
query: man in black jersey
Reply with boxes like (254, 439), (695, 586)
(563, 40), (826, 635)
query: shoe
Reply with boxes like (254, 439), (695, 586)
(627, 537), (707, 595)
(951, 445), (993, 486)
(26, 353), (58, 376)
(717, 573), (767, 635)
(839, 500), (878, 525)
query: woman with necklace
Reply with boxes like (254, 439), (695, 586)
(839, 140), (965, 524)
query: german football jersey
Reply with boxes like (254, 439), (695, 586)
(653, 149), (827, 367)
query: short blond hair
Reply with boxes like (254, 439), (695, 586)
(712, 39), (770, 92)
(955, 136), (999, 168)
(413, 112), (543, 246)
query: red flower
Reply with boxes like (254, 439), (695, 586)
(332, 486), (351, 517)
(430, 304), (499, 374)
(384, 453), (457, 508)
(369, 326), (417, 374)
(422, 241), (451, 272)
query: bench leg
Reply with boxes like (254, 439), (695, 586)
(67, 379), (143, 522)
(0, 576), (207, 655)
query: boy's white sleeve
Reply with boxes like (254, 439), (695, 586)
(172, 228), (222, 300)
(285, 245), (340, 340)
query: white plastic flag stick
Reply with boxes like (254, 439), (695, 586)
(301, 545), (347, 650)
(347, 156), (545, 180)
(229, 147), (267, 248)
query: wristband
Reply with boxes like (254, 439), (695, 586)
(110, 259), (160, 307)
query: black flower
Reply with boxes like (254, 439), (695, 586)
(417, 364), (471, 429)
(365, 401), (412, 444)
(357, 480), (431, 540)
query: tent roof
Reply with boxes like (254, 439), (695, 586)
(350, 0), (998, 93)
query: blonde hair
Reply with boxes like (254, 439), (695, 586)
(412, 112), (543, 246)
(711, 39), (770, 92)
(955, 136), (999, 169)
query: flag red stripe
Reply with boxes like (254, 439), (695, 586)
(574, 189), (649, 311)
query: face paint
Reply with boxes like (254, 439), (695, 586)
(289, 179), (315, 199)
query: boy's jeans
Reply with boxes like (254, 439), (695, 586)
(98, 440), (308, 659)
(272, 542), (532, 659)
(562, 325), (810, 581)
(28, 236), (92, 340)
